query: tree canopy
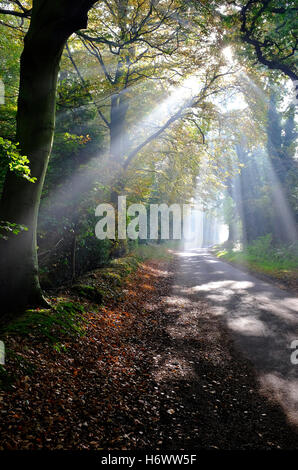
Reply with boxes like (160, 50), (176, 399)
(0, 0), (296, 309)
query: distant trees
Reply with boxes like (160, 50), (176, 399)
(215, 0), (298, 246)
(221, 75), (297, 246)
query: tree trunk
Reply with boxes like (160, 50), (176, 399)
(0, 0), (95, 312)
(109, 90), (129, 205)
(110, 93), (128, 164)
(71, 233), (77, 284)
(228, 222), (236, 244)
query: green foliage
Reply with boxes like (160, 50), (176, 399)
(36, 70), (108, 285)
(70, 254), (142, 307)
(0, 21), (22, 140)
(217, 235), (298, 276)
(246, 234), (273, 258)
(0, 220), (28, 240)
(133, 242), (177, 261)
(238, 0), (297, 79)
(110, 255), (140, 274)
(72, 284), (103, 303)
(53, 132), (90, 157)
(2, 301), (86, 345)
(0, 137), (36, 182)
(100, 270), (122, 286)
(57, 77), (91, 109)
(0, 138), (35, 240)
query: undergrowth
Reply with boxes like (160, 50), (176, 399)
(0, 247), (174, 391)
(2, 301), (86, 343)
(215, 235), (298, 280)
(0, 301), (86, 390)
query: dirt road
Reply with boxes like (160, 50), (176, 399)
(172, 248), (298, 425)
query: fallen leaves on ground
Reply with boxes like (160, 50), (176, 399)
(0, 258), (297, 450)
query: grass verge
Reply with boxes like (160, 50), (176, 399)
(214, 235), (298, 290)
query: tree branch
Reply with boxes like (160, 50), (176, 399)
(0, 7), (31, 18)
(65, 43), (111, 128)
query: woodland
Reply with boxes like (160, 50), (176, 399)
(0, 0), (297, 455)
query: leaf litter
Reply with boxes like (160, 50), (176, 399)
(0, 258), (297, 450)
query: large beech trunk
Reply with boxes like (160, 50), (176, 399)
(0, 0), (95, 312)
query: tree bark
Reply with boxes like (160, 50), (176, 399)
(110, 92), (128, 164)
(0, 0), (96, 312)
(109, 88), (129, 206)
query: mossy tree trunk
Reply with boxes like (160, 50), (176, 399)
(0, 0), (96, 312)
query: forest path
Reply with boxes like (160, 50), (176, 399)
(1, 255), (298, 450)
(172, 248), (298, 426)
